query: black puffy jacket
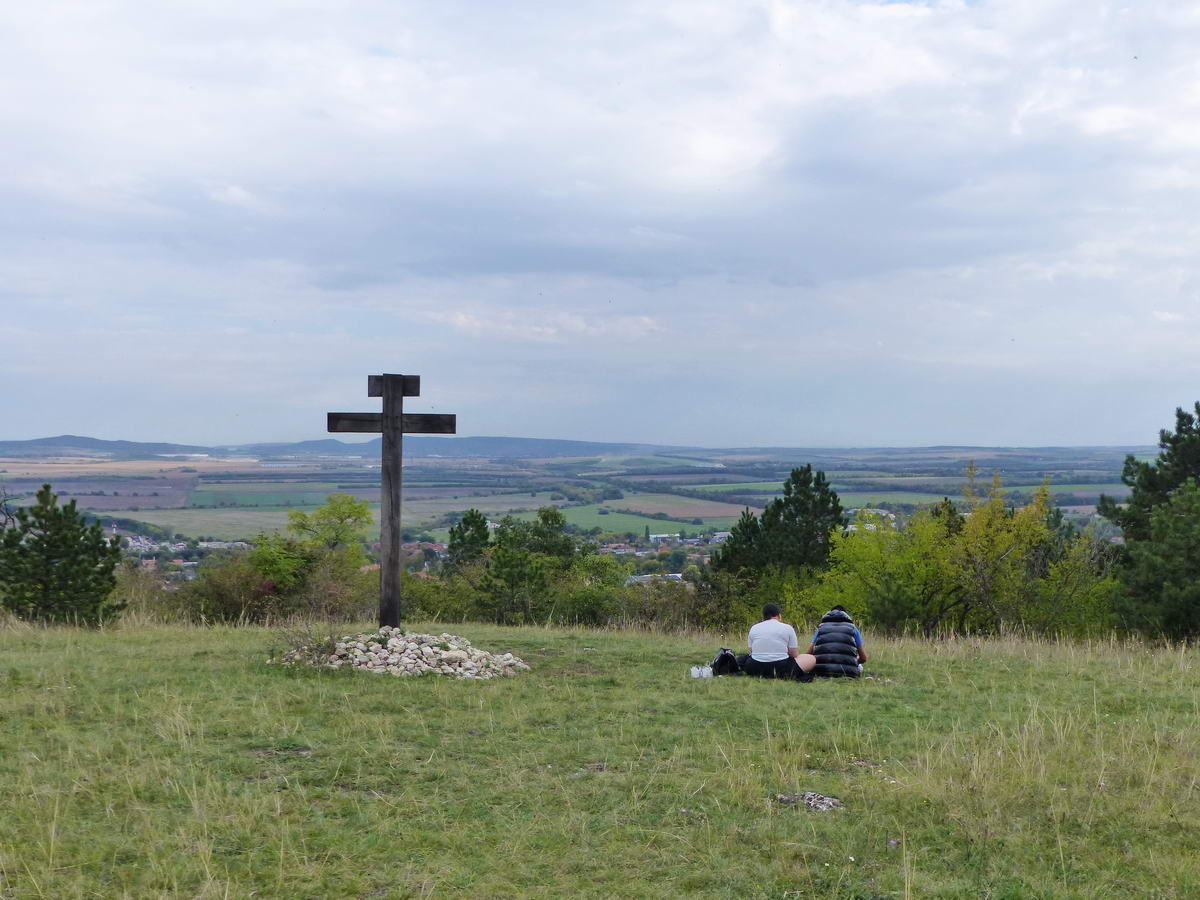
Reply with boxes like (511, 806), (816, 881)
(812, 609), (861, 678)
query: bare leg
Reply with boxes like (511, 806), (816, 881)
(796, 653), (817, 673)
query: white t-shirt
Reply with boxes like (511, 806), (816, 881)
(747, 618), (799, 663)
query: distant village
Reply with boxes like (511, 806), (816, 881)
(112, 519), (736, 584)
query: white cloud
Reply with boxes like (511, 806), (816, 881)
(3, 0), (1200, 445)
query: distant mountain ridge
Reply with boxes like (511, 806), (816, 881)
(0, 434), (1159, 461)
(0, 434), (685, 460)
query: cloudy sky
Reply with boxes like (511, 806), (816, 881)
(3, 0), (1198, 447)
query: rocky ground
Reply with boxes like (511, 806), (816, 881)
(275, 626), (531, 680)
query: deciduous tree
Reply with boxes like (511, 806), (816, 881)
(285, 493), (372, 553)
(804, 470), (1118, 636)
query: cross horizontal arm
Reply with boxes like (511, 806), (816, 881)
(327, 412), (457, 434)
(328, 412), (381, 433)
(403, 414), (456, 434)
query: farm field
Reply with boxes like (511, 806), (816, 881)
(690, 480), (794, 493)
(835, 491), (960, 507)
(109, 492), (566, 540)
(5, 446), (1142, 546)
(840, 476), (970, 488)
(619, 473), (762, 484)
(194, 481), (342, 493)
(0, 458), (265, 477)
(611, 455), (721, 468)
(511, 504), (738, 534)
(96, 507), (322, 540)
(1009, 483), (1130, 494)
(3, 623), (1198, 898)
(606, 492), (761, 519)
(694, 478), (1131, 498)
(189, 490), (332, 508)
(400, 491), (564, 525)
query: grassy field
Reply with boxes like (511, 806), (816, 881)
(1024, 484), (1130, 495)
(512, 504), (743, 534)
(611, 492), (761, 519)
(194, 482), (342, 493)
(189, 491), (333, 508)
(100, 507), (324, 540)
(108, 493), (566, 540)
(2, 622), (1198, 897)
(695, 481), (1130, 504)
(690, 481), (791, 494)
(835, 492), (957, 508)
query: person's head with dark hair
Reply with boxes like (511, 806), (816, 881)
(831, 605), (846, 612)
(762, 602), (782, 621)
(821, 604), (853, 623)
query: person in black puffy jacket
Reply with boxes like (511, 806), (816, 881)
(807, 606), (867, 678)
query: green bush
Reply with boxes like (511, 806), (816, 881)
(402, 569), (482, 623)
(177, 553), (278, 623)
(176, 494), (374, 624)
(801, 482), (1119, 636)
(110, 563), (188, 623)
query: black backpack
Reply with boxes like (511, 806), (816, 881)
(709, 648), (742, 676)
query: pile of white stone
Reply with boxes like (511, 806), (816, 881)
(277, 626), (530, 680)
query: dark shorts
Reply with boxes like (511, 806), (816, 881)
(741, 656), (813, 682)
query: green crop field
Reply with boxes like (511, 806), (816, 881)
(836, 492), (956, 507)
(113, 493), (565, 540)
(512, 505), (740, 534)
(1013, 483), (1130, 494)
(107, 507), (359, 541)
(612, 492), (760, 519)
(616, 455), (719, 468)
(691, 481), (789, 493)
(402, 492), (563, 523)
(189, 490), (333, 508)
(194, 482), (342, 493)
(3, 622), (1198, 897)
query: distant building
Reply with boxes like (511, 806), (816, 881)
(845, 508), (898, 533)
(625, 573), (685, 586)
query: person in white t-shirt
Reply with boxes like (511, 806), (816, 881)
(742, 603), (817, 681)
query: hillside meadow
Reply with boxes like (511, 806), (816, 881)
(2, 622), (1198, 898)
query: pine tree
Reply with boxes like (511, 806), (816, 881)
(1099, 402), (1200, 542)
(446, 508), (490, 571)
(1119, 479), (1200, 637)
(712, 465), (845, 574)
(478, 544), (548, 624)
(758, 465), (845, 570)
(711, 508), (763, 572)
(0, 484), (124, 625)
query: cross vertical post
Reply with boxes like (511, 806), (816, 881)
(327, 374), (456, 628)
(379, 376), (404, 628)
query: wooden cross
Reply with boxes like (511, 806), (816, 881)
(328, 374), (456, 627)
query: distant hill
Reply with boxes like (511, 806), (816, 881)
(232, 435), (685, 459)
(0, 434), (1159, 462)
(0, 434), (689, 460)
(0, 435), (213, 458)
